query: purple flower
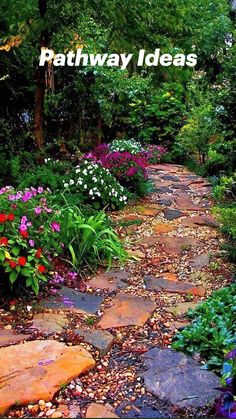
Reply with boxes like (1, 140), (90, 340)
(21, 216), (28, 224)
(225, 349), (236, 360)
(126, 167), (138, 177)
(51, 221), (61, 232)
(29, 239), (35, 248)
(38, 187), (44, 194)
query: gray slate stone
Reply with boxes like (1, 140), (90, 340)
(142, 348), (220, 409)
(154, 186), (172, 194)
(75, 328), (114, 356)
(164, 209), (185, 220)
(41, 286), (103, 314)
(156, 199), (173, 206)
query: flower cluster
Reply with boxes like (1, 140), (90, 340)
(213, 349), (236, 418)
(139, 144), (167, 164)
(0, 211), (49, 294)
(110, 138), (143, 154)
(63, 160), (128, 209)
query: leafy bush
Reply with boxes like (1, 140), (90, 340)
(63, 159), (129, 209)
(214, 205), (236, 263)
(213, 174), (236, 202)
(110, 138), (143, 154)
(172, 285), (236, 371)
(59, 206), (127, 270)
(140, 145), (168, 164)
(18, 159), (73, 190)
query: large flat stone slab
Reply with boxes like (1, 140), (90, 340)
(164, 209), (185, 220)
(154, 223), (176, 234)
(144, 275), (205, 296)
(136, 206), (161, 216)
(86, 403), (118, 418)
(0, 340), (95, 415)
(175, 197), (206, 211)
(181, 216), (219, 228)
(75, 328), (114, 356)
(88, 270), (129, 292)
(142, 348), (220, 408)
(0, 329), (30, 348)
(190, 253), (210, 270)
(97, 293), (156, 329)
(30, 313), (69, 335)
(165, 301), (200, 317)
(41, 287), (103, 315)
(157, 236), (203, 255)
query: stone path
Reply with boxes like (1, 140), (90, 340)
(0, 164), (234, 418)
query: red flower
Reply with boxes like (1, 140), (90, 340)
(0, 237), (8, 246)
(0, 214), (7, 223)
(18, 256), (27, 266)
(20, 230), (29, 239)
(9, 260), (17, 269)
(38, 265), (46, 273)
(7, 213), (15, 221)
(35, 248), (42, 258)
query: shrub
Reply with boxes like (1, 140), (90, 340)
(62, 159), (129, 210)
(100, 151), (149, 196)
(213, 174), (236, 202)
(214, 205), (236, 263)
(172, 284), (236, 371)
(140, 144), (168, 164)
(110, 138), (143, 154)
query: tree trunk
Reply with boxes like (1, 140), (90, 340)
(34, 66), (45, 149)
(34, 0), (48, 150)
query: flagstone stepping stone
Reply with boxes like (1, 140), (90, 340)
(181, 215), (219, 228)
(140, 236), (159, 247)
(0, 328), (30, 348)
(88, 270), (129, 292)
(41, 287), (103, 315)
(154, 223), (176, 234)
(29, 313), (69, 335)
(142, 348), (220, 409)
(190, 253), (210, 270)
(175, 197), (207, 211)
(164, 209), (185, 220)
(128, 249), (146, 259)
(144, 275), (205, 296)
(161, 175), (179, 182)
(165, 301), (200, 317)
(97, 293), (156, 329)
(86, 403), (118, 418)
(156, 198), (173, 206)
(75, 328), (114, 356)
(172, 183), (190, 190)
(154, 186), (172, 194)
(136, 206), (161, 216)
(0, 340), (95, 415)
(157, 236), (203, 255)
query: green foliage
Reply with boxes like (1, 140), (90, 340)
(110, 138), (142, 154)
(59, 205), (127, 270)
(172, 284), (236, 371)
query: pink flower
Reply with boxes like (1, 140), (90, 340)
(29, 239), (35, 247)
(34, 207), (42, 215)
(22, 191), (32, 202)
(51, 221), (60, 232)
(38, 187), (44, 193)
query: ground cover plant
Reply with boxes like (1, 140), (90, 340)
(172, 285), (236, 372)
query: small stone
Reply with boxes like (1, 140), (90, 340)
(45, 402), (53, 408)
(46, 408), (56, 416)
(164, 209), (185, 220)
(51, 413), (63, 419)
(39, 400), (46, 407)
(86, 403), (118, 418)
(4, 325), (12, 330)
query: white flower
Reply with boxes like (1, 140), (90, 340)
(83, 169), (87, 175)
(64, 183), (69, 188)
(89, 189), (93, 195)
(69, 179), (74, 185)
(75, 169), (80, 174)
(84, 184), (87, 189)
